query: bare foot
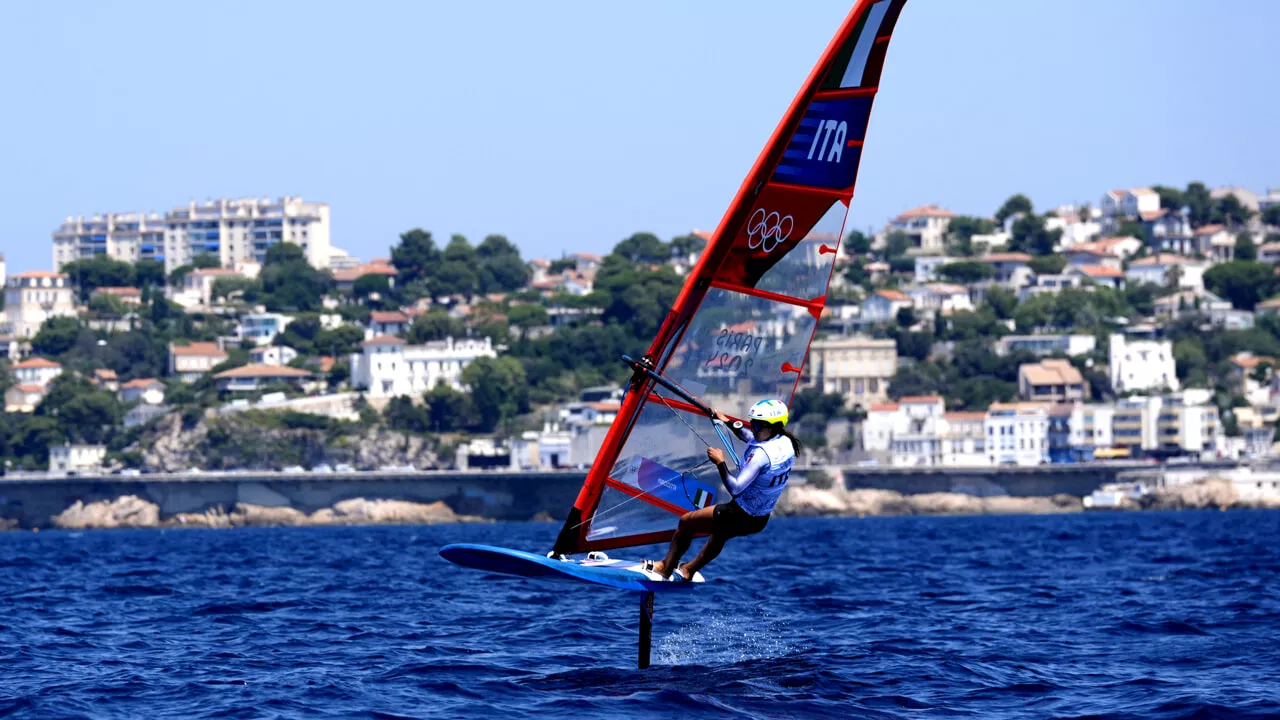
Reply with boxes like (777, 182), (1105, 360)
(650, 559), (672, 578)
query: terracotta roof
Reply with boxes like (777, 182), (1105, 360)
(170, 342), (226, 357)
(874, 289), (909, 302)
(93, 369), (118, 380)
(1065, 247), (1110, 257)
(191, 268), (238, 276)
(589, 401), (622, 412)
(1139, 209), (1171, 222)
(1258, 296), (1280, 310)
(1020, 359), (1084, 386)
(574, 252), (603, 262)
(865, 261), (890, 271)
(369, 310), (409, 324)
(1074, 265), (1125, 279)
(1132, 188), (1157, 197)
(121, 377), (162, 389)
(11, 357), (62, 369)
(333, 263), (398, 282)
(924, 283), (968, 295)
(1194, 224), (1229, 237)
(12, 384), (46, 393)
(693, 229), (714, 242)
(94, 286), (142, 297)
(979, 252), (1032, 263)
(1074, 237), (1138, 255)
(529, 258), (551, 267)
(869, 402), (900, 412)
(13, 271), (67, 279)
(895, 204), (955, 221)
(362, 335), (406, 347)
(213, 364), (310, 380)
(316, 356), (336, 373)
(944, 411), (986, 420)
(1230, 354), (1276, 370)
(900, 395), (943, 404)
(988, 401), (1049, 412)
(1259, 243), (1280, 253)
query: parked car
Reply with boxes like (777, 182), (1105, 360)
(313, 464), (334, 473)
(334, 463), (354, 473)
(282, 465), (306, 474)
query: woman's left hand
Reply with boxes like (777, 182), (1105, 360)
(706, 447), (725, 465)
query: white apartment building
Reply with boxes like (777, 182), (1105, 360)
(985, 402), (1048, 466)
(53, 196), (331, 273)
(4, 271), (76, 339)
(171, 267), (242, 308)
(1112, 391), (1220, 456)
(941, 412), (988, 466)
(862, 402), (906, 453)
(10, 357), (63, 388)
(1109, 333), (1178, 394)
(48, 444), (106, 473)
(1125, 255), (1207, 291)
(889, 396), (946, 467)
(995, 334), (1097, 358)
(1101, 188), (1160, 219)
(913, 256), (958, 283)
(804, 335), (897, 407)
(908, 283), (973, 315)
(879, 205), (955, 253)
(350, 335), (497, 398)
(861, 289), (911, 324)
(169, 342), (229, 382)
(238, 312), (294, 346)
(248, 345), (298, 366)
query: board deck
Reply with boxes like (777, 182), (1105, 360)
(439, 543), (704, 592)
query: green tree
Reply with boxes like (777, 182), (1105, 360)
(592, 255), (682, 339)
(211, 276), (260, 303)
(351, 273), (392, 300)
(984, 287), (1017, 320)
(669, 233), (708, 261)
(35, 375), (123, 445)
(896, 306), (917, 328)
(61, 257), (136, 301)
(884, 231), (911, 259)
(31, 317), (82, 357)
(1152, 185), (1185, 212)
(313, 325), (366, 357)
(260, 244), (328, 311)
(476, 234), (530, 293)
(937, 261), (995, 284)
(1205, 262), (1279, 310)
(613, 232), (669, 264)
(1010, 214), (1061, 255)
(1263, 205), (1280, 228)
(424, 383), (476, 432)
(506, 303), (549, 331)
(390, 229), (441, 287)
(1184, 182), (1215, 227)
(1028, 255), (1067, 275)
(843, 230), (871, 255)
(946, 216), (996, 256)
(431, 235), (481, 298)
(135, 259), (166, 288)
(408, 311), (467, 343)
(995, 194), (1033, 224)
(461, 356), (529, 432)
(1235, 233), (1258, 262)
(1216, 195), (1254, 229)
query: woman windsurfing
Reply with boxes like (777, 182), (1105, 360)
(646, 398), (800, 581)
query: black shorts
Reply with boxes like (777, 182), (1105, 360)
(713, 501), (770, 538)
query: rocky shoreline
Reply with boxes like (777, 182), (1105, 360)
(46, 496), (489, 531)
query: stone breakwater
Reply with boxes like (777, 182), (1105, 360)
(49, 496), (489, 530)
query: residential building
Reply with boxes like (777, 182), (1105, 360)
(914, 256), (958, 283)
(861, 289), (911, 324)
(169, 342), (229, 382)
(1259, 242), (1280, 264)
(889, 396), (947, 467)
(1018, 359), (1087, 402)
(328, 247), (361, 272)
(1258, 296), (1280, 317)
(120, 378), (166, 405)
(367, 310), (410, 338)
(4, 384), (47, 413)
(1192, 224), (1234, 262)
(92, 369), (119, 392)
(1157, 392), (1221, 455)
(862, 402), (905, 454)
(880, 205), (955, 253)
(1019, 273), (1082, 301)
(907, 283), (973, 315)
(1125, 255), (1206, 291)
(976, 253), (1034, 289)
(804, 335), (897, 408)
(1069, 265), (1126, 290)
(213, 364), (311, 393)
(1228, 354), (1276, 407)
(92, 286), (143, 306)
(941, 412), (987, 466)
(171, 267), (241, 308)
(1144, 210), (1195, 253)
(53, 196), (332, 273)
(350, 335), (497, 398)
(995, 334), (1097, 357)
(10, 357), (62, 388)
(985, 402), (1048, 466)
(125, 403), (169, 428)
(1153, 289), (1232, 321)
(237, 312), (293, 346)
(1109, 332), (1178, 394)
(48, 444), (106, 473)
(333, 260), (398, 292)
(4, 271), (76, 339)
(1101, 188), (1159, 219)
(1073, 236), (1142, 261)
(1211, 186), (1261, 213)
(248, 345), (298, 366)
(1063, 247), (1118, 270)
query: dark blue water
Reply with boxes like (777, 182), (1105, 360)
(3, 512), (1279, 719)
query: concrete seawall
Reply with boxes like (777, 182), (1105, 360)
(0, 471), (586, 529)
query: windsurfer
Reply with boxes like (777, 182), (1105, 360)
(645, 399), (801, 580)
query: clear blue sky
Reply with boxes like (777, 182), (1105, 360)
(1, 0), (1275, 274)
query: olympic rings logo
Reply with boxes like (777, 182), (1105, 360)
(745, 209), (793, 254)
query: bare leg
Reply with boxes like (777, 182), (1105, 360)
(680, 534), (728, 578)
(653, 506), (716, 578)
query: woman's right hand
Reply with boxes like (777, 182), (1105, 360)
(713, 409), (730, 424)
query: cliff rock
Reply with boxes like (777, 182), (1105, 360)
(53, 496), (161, 529)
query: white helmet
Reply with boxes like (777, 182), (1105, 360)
(747, 398), (789, 427)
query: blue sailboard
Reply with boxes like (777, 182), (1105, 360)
(438, 543), (704, 592)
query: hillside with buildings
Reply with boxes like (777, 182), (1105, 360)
(3, 184), (1280, 475)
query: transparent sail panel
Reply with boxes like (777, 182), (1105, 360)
(587, 486), (685, 543)
(608, 400), (745, 492)
(660, 288), (819, 417)
(754, 199), (849, 299)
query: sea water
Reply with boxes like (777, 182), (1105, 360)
(2, 512), (1279, 718)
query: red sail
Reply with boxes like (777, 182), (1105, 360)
(553, 0), (910, 554)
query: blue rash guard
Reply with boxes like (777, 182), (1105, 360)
(718, 425), (796, 516)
